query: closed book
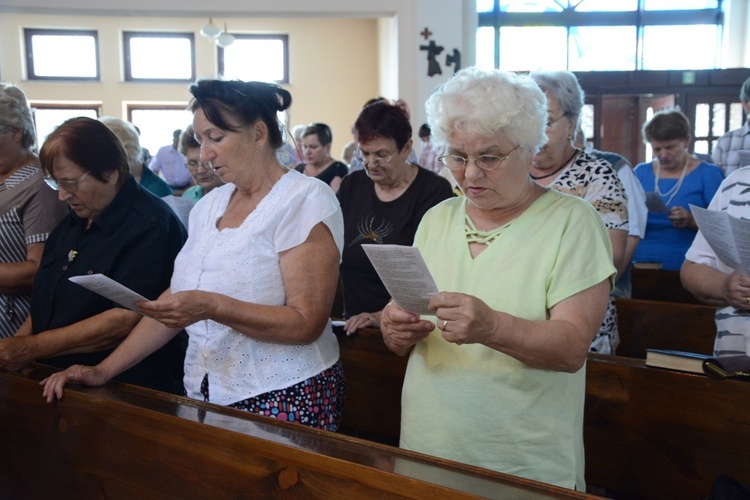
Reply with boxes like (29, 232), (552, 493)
(646, 349), (750, 381)
(645, 349), (709, 374)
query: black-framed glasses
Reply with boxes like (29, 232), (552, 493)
(186, 159), (212, 170)
(438, 145), (519, 171)
(44, 171), (90, 193)
(353, 147), (396, 167)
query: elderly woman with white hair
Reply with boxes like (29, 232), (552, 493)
(0, 83), (66, 338)
(380, 67), (615, 490)
(98, 116), (172, 197)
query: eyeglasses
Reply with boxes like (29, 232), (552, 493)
(546, 114), (567, 129)
(44, 171), (91, 193)
(353, 147), (396, 167)
(438, 145), (519, 171)
(186, 160), (212, 170)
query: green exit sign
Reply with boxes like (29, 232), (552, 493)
(682, 71), (696, 84)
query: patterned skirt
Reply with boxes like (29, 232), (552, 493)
(199, 360), (345, 432)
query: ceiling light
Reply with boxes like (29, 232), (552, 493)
(200, 18), (221, 39)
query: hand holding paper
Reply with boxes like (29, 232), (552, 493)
(361, 244), (439, 315)
(69, 274), (148, 313)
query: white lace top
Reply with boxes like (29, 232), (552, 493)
(172, 170), (344, 405)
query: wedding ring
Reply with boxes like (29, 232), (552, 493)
(441, 319), (448, 330)
(745, 297), (750, 305)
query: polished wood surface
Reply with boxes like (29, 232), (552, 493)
(585, 353), (750, 499)
(334, 329), (750, 499)
(631, 267), (702, 304)
(615, 297), (716, 358)
(0, 365), (591, 500)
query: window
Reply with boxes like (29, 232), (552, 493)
(477, 1), (724, 71)
(123, 32), (195, 82)
(24, 29), (99, 80)
(218, 34), (289, 84)
(31, 103), (101, 148)
(127, 105), (193, 159)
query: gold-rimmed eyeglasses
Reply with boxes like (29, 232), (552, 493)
(438, 145), (519, 171)
(186, 160), (212, 170)
(353, 147), (397, 167)
(44, 171), (91, 193)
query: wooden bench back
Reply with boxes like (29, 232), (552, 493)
(0, 365), (588, 500)
(630, 267), (701, 304)
(335, 329), (750, 500)
(615, 297), (717, 358)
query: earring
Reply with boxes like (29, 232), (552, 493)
(257, 145), (263, 151)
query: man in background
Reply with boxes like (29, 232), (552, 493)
(149, 129), (193, 195)
(712, 77), (750, 175)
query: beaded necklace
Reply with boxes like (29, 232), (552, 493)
(654, 155), (690, 207)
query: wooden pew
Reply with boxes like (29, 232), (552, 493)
(585, 353), (750, 499)
(615, 297), (717, 358)
(630, 267), (702, 304)
(0, 365), (591, 500)
(334, 329), (750, 500)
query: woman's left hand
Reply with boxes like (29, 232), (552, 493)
(668, 206), (696, 229)
(429, 292), (500, 346)
(343, 310), (382, 336)
(138, 290), (217, 329)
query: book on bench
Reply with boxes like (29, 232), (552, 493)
(646, 349), (750, 380)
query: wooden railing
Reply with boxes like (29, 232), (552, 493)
(0, 365), (592, 500)
(335, 329), (750, 500)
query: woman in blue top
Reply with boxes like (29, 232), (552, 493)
(633, 109), (724, 270)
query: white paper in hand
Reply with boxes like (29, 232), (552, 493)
(362, 244), (439, 315)
(68, 274), (148, 313)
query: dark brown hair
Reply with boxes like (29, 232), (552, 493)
(40, 117), (129, 188)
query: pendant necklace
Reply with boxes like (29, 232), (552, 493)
(654, 155), (689, 207)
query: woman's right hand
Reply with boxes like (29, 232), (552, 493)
(722, 271), (750, 310)
(40, 364), (110, 403)
(380, 302), (434, 356)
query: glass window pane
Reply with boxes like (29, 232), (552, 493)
(499, 27), (567, 71)
(128, 36), (193, 80)
(694, 103), (709, 137)
(642, 25), (718, 70)
(644, 0), (717, 10)
(712, 103), (726, 136)
(569, 26), (636, 71)
(477, 0), (494, 12)
(580, 104), (595, 143)
(222, 38), (287, 83)
(500, 0), (563, 12)
(129, 108), (193, 158)
(34, 108), (99, 148)
(30, 34), (97, 78)
(729, 103), (744, 130)
(476, 27), (495, 70)
(694, 140), (709, 155)
(575, 0), (637, 11)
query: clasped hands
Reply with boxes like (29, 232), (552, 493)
(667, 206), (696, 229)
(381, 292), (499, 355)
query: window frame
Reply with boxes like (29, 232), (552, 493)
(24, 28), (101, 81)
(217, 33), (290, 84)
(29, 102), (102, 147)
(478, 3), (724, 70)
(122, 31), (196, 83)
